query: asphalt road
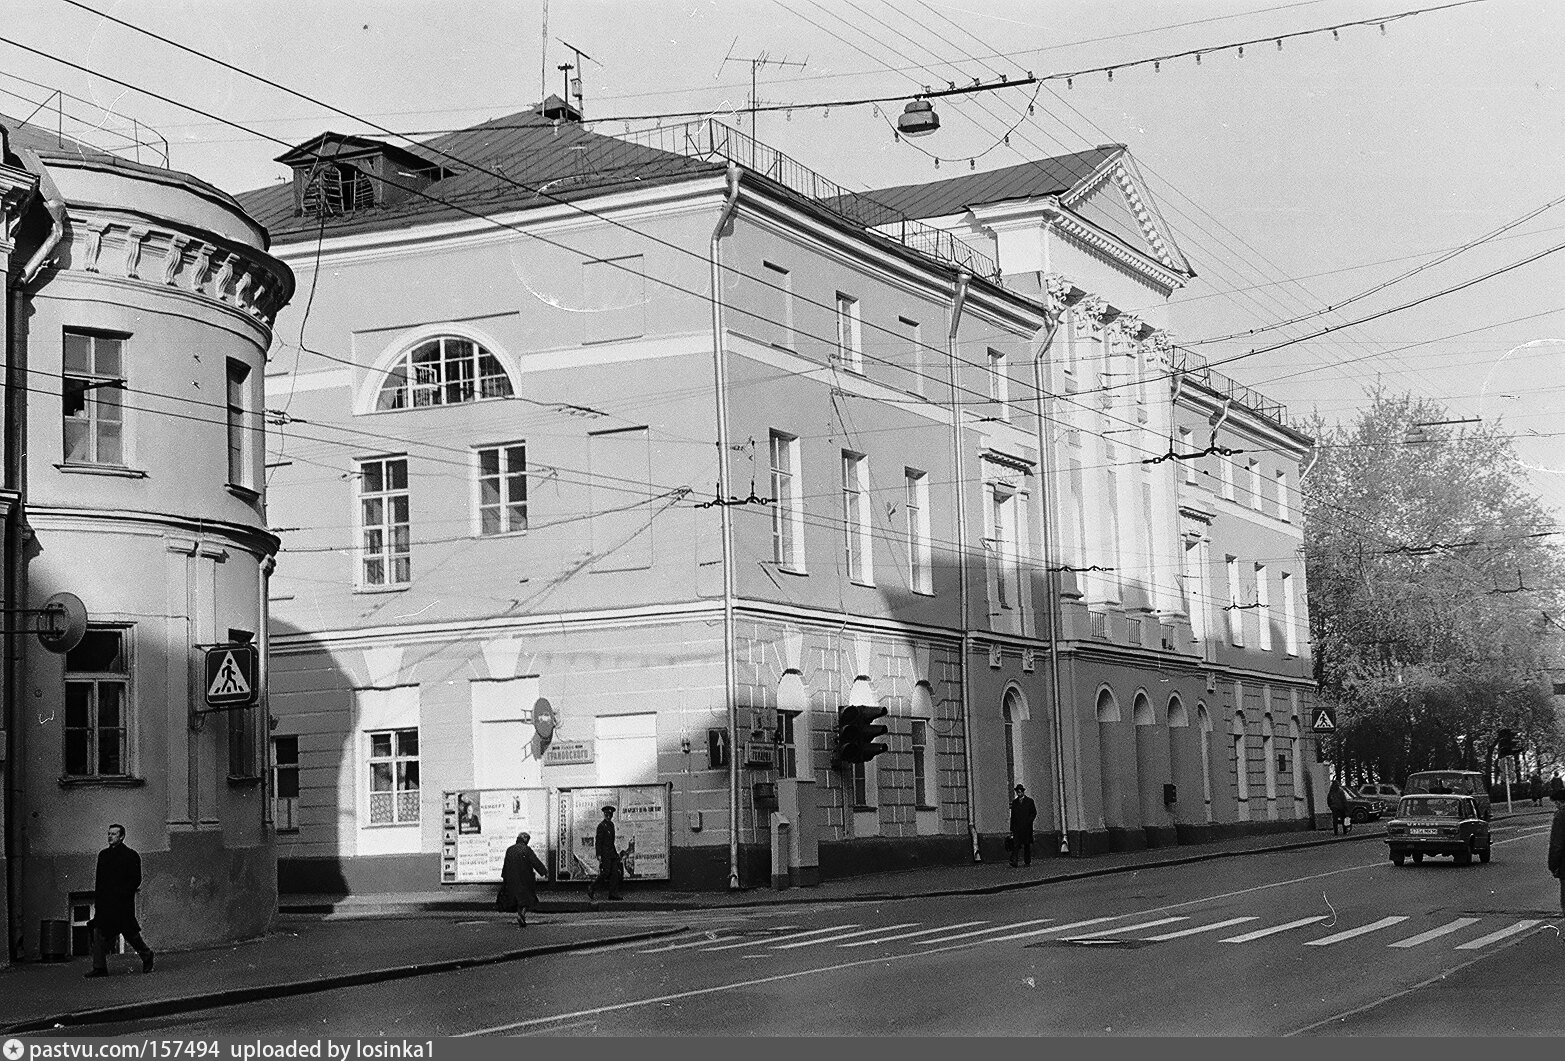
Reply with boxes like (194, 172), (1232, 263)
(68, 818), (1563, 1037)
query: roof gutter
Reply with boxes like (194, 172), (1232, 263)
(709, 162), (743, 890)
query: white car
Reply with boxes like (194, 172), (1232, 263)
(1356, 783), (1402, 815)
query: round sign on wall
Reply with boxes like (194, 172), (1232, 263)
(533, 697), (556, 743)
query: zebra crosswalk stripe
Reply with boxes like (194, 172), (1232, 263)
(1144, 916), (1258, 941)
(911, 917), (1057, 945)
(1303, 916), (1409, 946)
(949, 914), (1121, 946)
(1062, 916), (1187, 940)
(771, 923), (921, 949)
(638, 935), (745, 953)
(1388, 917), (1480, 948)
(702, 924), (860, 952)
(839, 921), (991, 947)
(1220, 916), (1329, 943)
(1454, 920), (1542, 950)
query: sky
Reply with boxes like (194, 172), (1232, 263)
(5, 0), (1565, 517)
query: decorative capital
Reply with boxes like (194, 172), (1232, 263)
(1111, 312), (1145, 339)
(1074, 294), (1110, 325)
(1042, 271), (1072, 314)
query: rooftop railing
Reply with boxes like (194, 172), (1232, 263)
(1173, 346), (1295, 430)
(618, 119), (1001, 281)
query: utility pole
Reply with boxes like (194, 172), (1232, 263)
(719, 45), (807, 143)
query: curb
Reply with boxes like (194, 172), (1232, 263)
(0, 926), (686, 1034)
(283, 829), (1393, 918)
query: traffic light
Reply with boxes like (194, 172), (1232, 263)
(836, 704), (890, 764)
(1495, 728), (1515, 758)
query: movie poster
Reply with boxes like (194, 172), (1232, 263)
(555, 784), (670, 881)
(440, 788), (549, 884)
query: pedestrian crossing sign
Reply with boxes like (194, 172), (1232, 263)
(1311, 706), (1337, 733)
(204, 644), (259, 708)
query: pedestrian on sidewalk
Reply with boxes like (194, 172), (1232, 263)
(1327, 779), (1349, 836)
(1530, 772), (1543, 807)
(85, 823), (154, 977)
(1548, 785), (1565, 917)
(1550, 772), (1564, 802)
(1008, 785), (1037, 867)
(499, 832), (550, 927)
(586, 805), (623, 901)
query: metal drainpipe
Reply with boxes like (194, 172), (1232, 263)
(945, 272), (977, 861)
(709, 162), (742, 890)
(1029, 319), (1071, 854)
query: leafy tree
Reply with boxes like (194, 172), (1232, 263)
(1302, 390), (1565, 786)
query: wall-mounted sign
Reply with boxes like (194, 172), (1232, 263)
(542, 739), (594, 766)
(554, 784), (670, 882)
(440, 788), (549, 884)
(204, 643), (259, 709)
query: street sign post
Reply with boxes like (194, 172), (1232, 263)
(203, 643), (259, 709)
(1310, 706), (1336, 733)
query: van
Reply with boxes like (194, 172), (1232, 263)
(1402, 770), (1491, 819)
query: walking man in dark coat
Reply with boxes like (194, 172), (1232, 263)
(1009, 784), (1038, 867)
(1327, 779), (1349, 835)
(586, 805), (622, 900)
(499, 832), (549, 927)
(86, 823), (154, 977)
(1548, 785), (1565, 917)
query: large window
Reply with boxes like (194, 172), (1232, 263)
(905, 468), (932, 595)
(900, 316), (923, 396)
(62, 330), (125, 465)
(770, 431), (804, 571)
(65, 627), (130, 778)
(842, 451), (872, 583)
(227, 359), (255, 490)
(991, 487), (1018, 611)
(835, 293), (863, 373)
(375, 337), (512, 411)
(988, 348), (1009, 420)
(272, 735), (300, 832)
(367, 728), (420, 825)
(359, 456), (411, 587)
(476, 443), (528, 535)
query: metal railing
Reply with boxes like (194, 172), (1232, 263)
(617, 119), (1002, 281)
(3, 82), (170, 167)
(1173, 346), (1293, 429)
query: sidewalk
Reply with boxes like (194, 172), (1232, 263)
(3, 806), (1551, 1034)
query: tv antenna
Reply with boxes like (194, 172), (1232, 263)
(720, 42), (807, 143)
(556, 39), (600, 117)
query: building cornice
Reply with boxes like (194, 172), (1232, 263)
(27, 506), (280, 558)
(54, 204), (293, 327)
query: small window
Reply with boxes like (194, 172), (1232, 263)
(835, 293), (863, 374)
(62, 330), (125, 466)
(476, 443), (528, 535)
(988, 348), (1009, 420)
(359, 456), (411, 587)
(911, 718), (932, 807)
(273, 735), (300, 832)
(226, 359), (255, 490)
(905, 468), (932, 595)
(770, 432), (805, 572)
(376, 337), (512, 411)
(302, 162), (375, 216)
(777, 711), (800, 779)
(367, 728), (420, 825)
(842, 451), (872, 584)
(899, 317), (923, 396)
(65, 627), (131, 778)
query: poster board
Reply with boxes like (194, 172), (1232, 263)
(554, 784), (671, 882)
(440, 788), (550, 884)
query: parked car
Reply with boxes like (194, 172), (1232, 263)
(1402, 770), (1491, 820)
(1385, 794), (1491, 866)
(1343, 790), (1381, 824)
(1356, 783), (1402, 815)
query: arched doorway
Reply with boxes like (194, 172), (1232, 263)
(1166, 695), (1200, 840)
(1095, 687), (1137, 849)
(1133, 692), (1173, 847)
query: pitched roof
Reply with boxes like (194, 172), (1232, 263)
(236, 104), (723, 243)
(843, 144), (1125, 227)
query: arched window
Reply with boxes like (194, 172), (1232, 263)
(376, 336), (513, 411)
(1002, 687), (1025, 793)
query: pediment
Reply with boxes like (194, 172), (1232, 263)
(1060, 150), (1192, 277)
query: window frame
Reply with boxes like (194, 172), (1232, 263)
(272, 734), (301, 833)
(764, 261), (794, 350)
(1226, 554), (1244, 646)
(770, 431), (806, 573)
(899, 316), (924, 397)
(842, 450), (873, 585)
(357, 455), (412, 589)
(365, 727), (421, 826)
(474, 442), (529, 537)
(63, 625), (133, 780)
(905, 467), (933, 596)
(1281, 571), (1299, 656)
(835, 293), (863, 374)
(374, 336), (513, 412)
(911, 717), (934, 808)
(1255, 563), (1272, 651)
(988, 347), (1010, 421)
(62, 328), (127, 468)
(777, 710), (800, 780)
(226, 358), (257, 493)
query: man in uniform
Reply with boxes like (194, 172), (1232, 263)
(587, 805), (623, 901)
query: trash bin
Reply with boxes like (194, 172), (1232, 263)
(39, 918), (70, 962)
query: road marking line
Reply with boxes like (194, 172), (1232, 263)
(1454, 919), (1542, 949)
(839, 921), (990, 947)
(637, 935), (745, 953)
(910, 917), (1056, 945)
(771, 923), (920, 949)
(946, 915), (1119, 947)
(701, 924), (860, 952)
(1144, 916), (1258, 941)
(1220, 916), (1329, 943)
(1061, 916), (1187, 939)
(1303, 916), (1409, 946)
(1387, 917), (1480, 948)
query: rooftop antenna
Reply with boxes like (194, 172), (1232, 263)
(557, 39), (600, 118)
(719, 42), (807, 143)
